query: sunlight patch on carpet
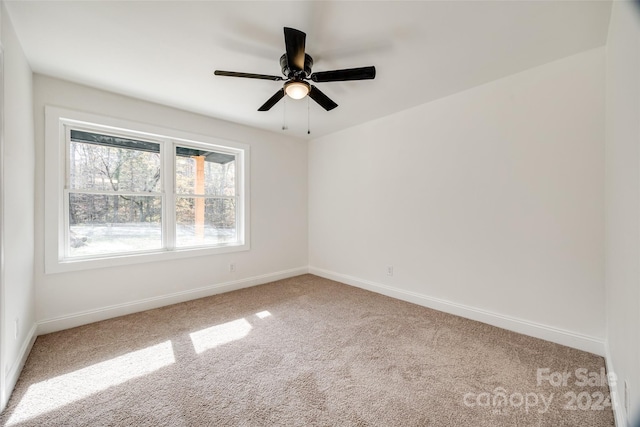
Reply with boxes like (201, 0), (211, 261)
(255, 310), (271, 319)
(6, 341), (175, 425)
(190, 318), (252, 354)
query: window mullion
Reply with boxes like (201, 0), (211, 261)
(163, 141), (176, 250)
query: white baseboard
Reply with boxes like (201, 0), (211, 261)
(37, 267), (308, 335)
(309, 267), (605, 356)
(37, 266), (606, 355)
(3, 323), (37, 410)
(605, 340), (626, 427)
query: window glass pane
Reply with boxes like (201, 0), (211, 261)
(69, 140), (161, 192)
(175, 147), (235, 196)
(175, 197), (236, 247)
(68, 193), (162, 257)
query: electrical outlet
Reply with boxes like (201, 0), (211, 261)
(229, 263), (236, 273)
(624, 380), (630, 416)
(14, 318), (19, 340)
(386, 266), (394, 276)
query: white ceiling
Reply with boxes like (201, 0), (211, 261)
(5, 1), (612, 139)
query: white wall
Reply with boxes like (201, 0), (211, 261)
(1, 0), (35, 412)
(309, 47), (606, 354)
(33, 75), (308, 332)
(605, 1), (640, 425)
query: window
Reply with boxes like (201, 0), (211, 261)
(45, 107), (250, 273)
(68, 130), (163, 258)
(174, 145), (238, 248)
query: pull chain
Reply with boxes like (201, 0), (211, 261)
(307, 97), (311, 135)
(282, 97), (288, 130)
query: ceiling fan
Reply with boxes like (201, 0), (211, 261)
(214, 27), (376, 112)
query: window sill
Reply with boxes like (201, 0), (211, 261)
(45, 242), (250, 275)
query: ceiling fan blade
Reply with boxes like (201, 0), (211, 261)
(310, 66), (376, 83)
(258, 89), (285, 111)
(284, 27), (306, 72)
(309, 85), (338, 111)
(214, 70), (283, 81)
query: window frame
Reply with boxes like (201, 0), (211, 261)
(45, 106), (250, 274)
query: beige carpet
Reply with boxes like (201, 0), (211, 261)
(1, 274), (614, 426)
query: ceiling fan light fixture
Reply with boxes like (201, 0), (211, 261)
(284, 80), (310, 100)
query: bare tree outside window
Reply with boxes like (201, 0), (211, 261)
(68, 132), (162, 257)
(66, 131), (239, 258)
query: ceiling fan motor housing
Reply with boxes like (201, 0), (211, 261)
(280, 53), (313, 79)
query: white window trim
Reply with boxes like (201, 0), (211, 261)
(45, 106), (250, 274)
